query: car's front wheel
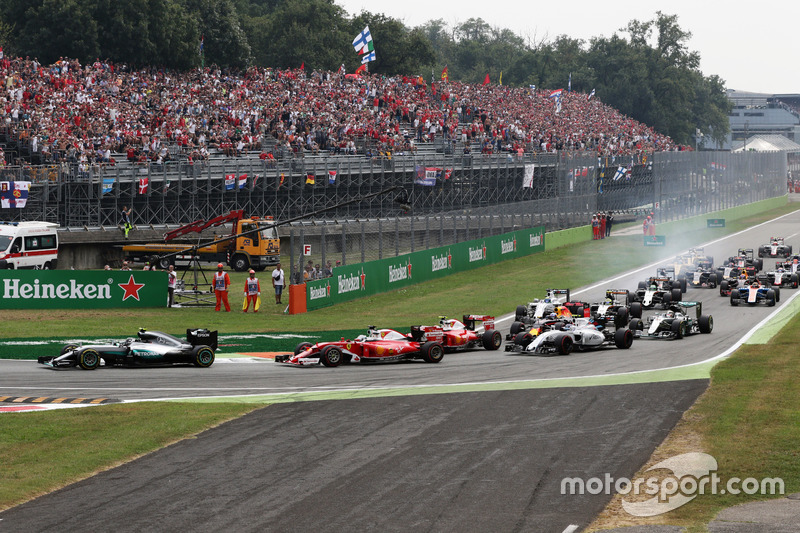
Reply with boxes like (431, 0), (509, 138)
(78, 348), (101, 370)
(614, 328), (634, 349)
(320, 346), (343, 367)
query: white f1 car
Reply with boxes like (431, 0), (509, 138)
(505, 317), (634, 355)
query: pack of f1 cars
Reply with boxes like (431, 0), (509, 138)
(628, 301), (713, 339)
(671, 248), (713, 277)
(38, 328), (218, 369)
(514, 288), (572, 324)
(505, 315), (634, 355)
(590, 289), (643, 326)
(758, 237), (792, 258)
(632, 272), (683, 309)
(717, 266), (744, 296)
(275, 326), (445, 367)
(729, 281), (780, 306)
(424, 315), (503, 352)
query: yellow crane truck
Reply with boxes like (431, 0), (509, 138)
(122, 210), (280, 271)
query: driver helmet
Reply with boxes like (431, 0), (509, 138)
(547, 312), (557, 320)
(544, 298), (551, 303)
(604, 297), (613, 304)
(665, 310), (675, 318)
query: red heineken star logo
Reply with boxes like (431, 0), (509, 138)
(119, 275), (145, 301)
(360, 269), (366, 289)
(407, 262), (412, 278)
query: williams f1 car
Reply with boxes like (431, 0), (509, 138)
(275, 326), (445, 367)
(758, 237), (792, 258)
(628, 301), (713, 340)
(38, 328), (218, 369)
(505, 316), (634, 355)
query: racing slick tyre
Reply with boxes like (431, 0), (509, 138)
(766, 289), (776, 307)
(482, 330), (503, 350)
(730, 291), (740, 306)
(670, 320), (686, 339)
(614, 308), (629, 328)
(515, 305), (527, 321)
(421, 342), (444, 363)
(614, 328), (634, 349)
(720, 280), (729, 297)
(509, 321), (525, 336)
(192, 346), (215, 367)
(78, 348), (101, 370)
(758, 246), (766, 258)
(678, 276), (687, 293)
(231, 254), (250, 272)
(699, 315), (713, 334)
(320, 346), (344, 367)
(514, 332), (533, 347)
(756, 259), (763, 271)
(294, 342), (313, 355)
(630, 302), (643, 318)
(716, 272), (724, 286)
(774, 286), (781, 302)
(637, 281), (647, 290)
(663, 292), (672, 305)
(60, 344), (79, 356)
(792, 274), (800, 289)
(628, 318), (644, 331)
(671, 288), (682, 302)
(555, 334), (573, 355)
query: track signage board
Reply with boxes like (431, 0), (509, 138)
(644, 235), (666, 247)
(0, 271), (167, 309)
(306, 226), (545, 310)
(707, 218), (726, 228)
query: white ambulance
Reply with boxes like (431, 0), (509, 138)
(0, 221), (59, 269)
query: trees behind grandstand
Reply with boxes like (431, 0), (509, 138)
(0, 2), (728, 145)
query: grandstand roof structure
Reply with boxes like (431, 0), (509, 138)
(731, 134), (800, 152)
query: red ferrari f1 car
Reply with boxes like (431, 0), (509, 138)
(275, 326), (445, 367)
(421, 315), (503, 352)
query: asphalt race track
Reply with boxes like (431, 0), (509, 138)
(2, 207), (800, 531)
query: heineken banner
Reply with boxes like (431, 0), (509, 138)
(307, 226), (545, 310)
(0, 271), (168, 309)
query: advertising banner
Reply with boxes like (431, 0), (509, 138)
(707, 218), (726, 228)
(644, 235), (666, 247)
(0, 271), (168, 309)
(306, 226), (545, 310)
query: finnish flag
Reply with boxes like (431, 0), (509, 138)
(361, 51), (376, 64)
(352, 26), (374, 55)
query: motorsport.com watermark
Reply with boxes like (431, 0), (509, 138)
(561, 452), (784, 517)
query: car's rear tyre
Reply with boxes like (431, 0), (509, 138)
(192, 346), (215, 367)
(678, 277), (687, 293)
(791, 274), (799, 289)
(628, 318), (644, 331)
(637, 281), (646, 290)
(774, 286), (781, 302)
(614, 328), (634, 349)
(699, 315), (713, 334)
(482, 330), (502, 350)
(720, 280), (729, 296)
(663, 291), (672, 305)
(421, 342), (444, 363)
(629, 302), (643, 318)
(515, 305), (527, 320)
(320, 346), (343, 367)
(555, 334), (573, 355)
(509, 321), (525, 336)
(756, 259), (763, 271)
(78, 348), (101, 370)
(614, 307), (629, 328)
(294, 342), (313, 355)
(671, 288), (682, 302)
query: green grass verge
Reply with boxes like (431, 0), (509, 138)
(0, 402), (260, 511)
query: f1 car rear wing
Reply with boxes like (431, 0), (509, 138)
(462, 315), (495, 331)
(545, 288), (571, 303)
(187, 328), (218, 351)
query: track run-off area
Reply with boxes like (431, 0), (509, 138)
(2, 206), (800, 532)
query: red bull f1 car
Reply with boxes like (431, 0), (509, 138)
(276, 326), (445, 367)
(38, 329), (218, 369)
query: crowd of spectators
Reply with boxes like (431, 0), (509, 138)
(0, 54), (686, 170)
